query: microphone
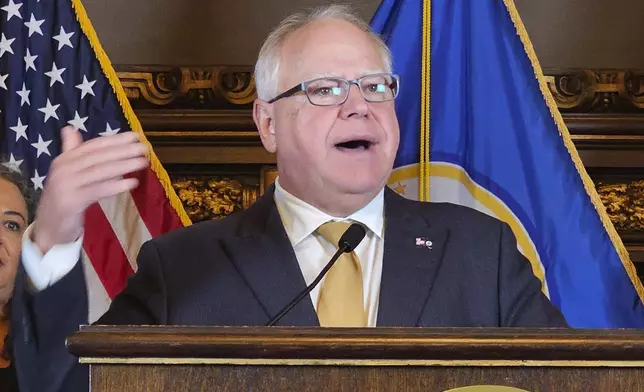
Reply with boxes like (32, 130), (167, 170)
(266, 223), (367, 326)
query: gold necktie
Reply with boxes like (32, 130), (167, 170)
(315, 221), (367, 327)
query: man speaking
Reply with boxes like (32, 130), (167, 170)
(12, 4), (567, 391)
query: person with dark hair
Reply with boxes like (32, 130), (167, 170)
(0, 162), (36, 392)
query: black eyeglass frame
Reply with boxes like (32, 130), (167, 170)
(266, 73), (401, 106)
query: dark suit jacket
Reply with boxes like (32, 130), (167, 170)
(11, 186), (567, 391)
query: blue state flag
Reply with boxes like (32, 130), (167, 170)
(371, 0), (644, 327)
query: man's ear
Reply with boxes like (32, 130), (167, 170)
(253, 99), (276, 153)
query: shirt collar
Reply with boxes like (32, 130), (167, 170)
(273, 177), (384, 246)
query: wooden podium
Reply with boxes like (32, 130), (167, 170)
(67, 326), (644, 392)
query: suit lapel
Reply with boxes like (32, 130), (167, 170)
(377, 189), (449, 327)
(223, 186), (319, 327)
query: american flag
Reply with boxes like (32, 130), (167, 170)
(0, 0), (191, 322)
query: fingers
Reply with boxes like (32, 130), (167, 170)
(77, 178), (139, 209)
(61, 125), (84, 152)
(52, 141), (148, 179)
(32, 127), (150, 252)
(47, 127), (149, 196)
(51, 126), (148, 182)
(44, 155), (148, 217)
(57, 129), (144, 166)
(69, 156), (148, 190)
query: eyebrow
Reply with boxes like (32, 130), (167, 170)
(3, 210), (26, 224)
(303, 70), (388, 81)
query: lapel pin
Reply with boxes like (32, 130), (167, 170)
(415, 237), (433, 249)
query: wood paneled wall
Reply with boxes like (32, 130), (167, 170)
(84, 0), (644, 68)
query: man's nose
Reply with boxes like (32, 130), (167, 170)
(339, 84), (369, 119)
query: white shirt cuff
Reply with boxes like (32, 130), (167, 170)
(21, 223), (83, 291)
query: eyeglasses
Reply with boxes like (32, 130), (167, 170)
(267, 73), (400, 106)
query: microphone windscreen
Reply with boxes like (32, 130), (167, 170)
(338, 223), (367, 252)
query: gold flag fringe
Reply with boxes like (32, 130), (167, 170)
(70, 0), (192, 228)
(502, 0), (644, 304)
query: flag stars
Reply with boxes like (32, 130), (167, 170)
(393, 182), (407, 195)
(2, 154), (23, 172)
(31, 169), (45, 190)
(24, 13), (44, 37)
(0, 73), (8, 90)
(38, 98), (60, 122)
(9, 118), (27, 141)
(68, 111), (88, 132)
(24, 48), (37, 71)
(31, 134), (52, 158)
(1, 0), (22, 22)
(52, 26), (74, 50)
(100, 123), (120, 137)
(16, 82), (30, 106)
(0, 33), (15, 58)
(76, 75), (96, 98)
(45, 62), (66, 86)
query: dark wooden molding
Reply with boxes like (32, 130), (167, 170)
(566, 114), (644, 135)
(74, 327), (644, 392)
(136, 110), (256, 133)
(68, 326), (644, 361)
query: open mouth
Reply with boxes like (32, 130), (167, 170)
(335, 139), (374, 151)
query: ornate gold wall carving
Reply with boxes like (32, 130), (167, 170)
(116, 66), (644, 114)
(172, 177), (258, 222)
(116, 66), (644, 136)
(172, 175), (644, 236)
(545, 69), (644, 112)
(170, 167), (277, 222)
(119, 66), (256, 109)
(597, 180), (644, 233)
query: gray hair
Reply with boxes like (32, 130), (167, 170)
(254, 4), (393, 101)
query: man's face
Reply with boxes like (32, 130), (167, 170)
(255, 19), (400, 215)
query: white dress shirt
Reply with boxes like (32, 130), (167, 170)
(21, 223), (83, 291)
(21, 179), (386, 326)
(273, 178), (385, 327)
